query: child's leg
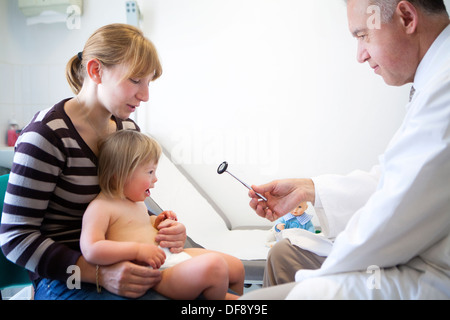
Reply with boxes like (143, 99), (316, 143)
(154, 252), (230, 300)
(185, 248), (245, 295)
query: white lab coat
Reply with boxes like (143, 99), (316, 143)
(286, 25), (450, 300)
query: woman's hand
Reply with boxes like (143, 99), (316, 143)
(99, 261), (162, 299)
(77, 255), (162, 299)
(155, 218), (187, 253)
(248, 178), (315, 222)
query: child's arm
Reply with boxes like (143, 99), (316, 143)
(80, 200), (165, 268)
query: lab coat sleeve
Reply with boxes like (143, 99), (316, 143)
(297, 75), (450, 281)
(312, 166), (381, 238)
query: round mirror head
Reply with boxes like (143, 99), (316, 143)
(217, 161), (228, 174)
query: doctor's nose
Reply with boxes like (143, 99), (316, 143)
(356, 43), (370, 64)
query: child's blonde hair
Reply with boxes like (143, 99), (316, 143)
(66, 23), (162, 94)
(98, 130), (162, 198)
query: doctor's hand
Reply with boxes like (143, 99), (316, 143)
(249, 179), (315, 222)
(155, 218), (187, 254)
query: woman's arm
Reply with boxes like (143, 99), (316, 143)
(0, 119), (82, 281)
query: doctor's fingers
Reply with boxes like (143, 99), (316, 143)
(251, 182), (276, 195)
(249, 196), (260, 210)
(263, 208), (281, 222)
(250, 198), (279, 222)
(249, 197), (266, 215)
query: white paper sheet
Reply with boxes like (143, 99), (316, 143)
(276, 228), (333, 257)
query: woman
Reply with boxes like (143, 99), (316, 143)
(0, 23), (187, 300)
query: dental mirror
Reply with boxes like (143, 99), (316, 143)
(217, 161), (267, 201)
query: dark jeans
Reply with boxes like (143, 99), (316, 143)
(34, 278), (169, 300)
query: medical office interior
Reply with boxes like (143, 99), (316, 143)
(1, 0), (449, 300)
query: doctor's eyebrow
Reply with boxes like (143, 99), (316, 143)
(352, 28), (368, 37)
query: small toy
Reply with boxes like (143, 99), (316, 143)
(274, 202), (314, 233)
(266, 202), (314, 247)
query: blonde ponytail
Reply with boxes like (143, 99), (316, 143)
(65, 54), (84, 94)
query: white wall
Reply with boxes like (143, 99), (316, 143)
(2, 0), (449, 229)
(0, 0), (129, 145)
(139, 0), (450, 228)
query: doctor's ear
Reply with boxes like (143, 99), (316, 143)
(85, 59), (103, 84)
(396, 1), (418, 35)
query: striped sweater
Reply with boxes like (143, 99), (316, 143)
(0, 98), (140, 281)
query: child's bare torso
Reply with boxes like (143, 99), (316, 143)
(104, 197), (158, 245)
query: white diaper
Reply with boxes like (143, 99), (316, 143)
(159, 247), (192, 270)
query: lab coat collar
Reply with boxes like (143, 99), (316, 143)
(413, 24), (450, 94)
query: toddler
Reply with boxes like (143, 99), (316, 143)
(80, 130), (244, 299)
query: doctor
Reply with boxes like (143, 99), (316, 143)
(244, 0), (450, 299)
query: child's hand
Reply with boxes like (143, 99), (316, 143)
(136, 243), (166, 269)
(154, 210), (178, 229)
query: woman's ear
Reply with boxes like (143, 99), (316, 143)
(86, 59), (103, 84)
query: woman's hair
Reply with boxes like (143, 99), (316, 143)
(66, 23), (162, 94)
(98, 130), (162, 198)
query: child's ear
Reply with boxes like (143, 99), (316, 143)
(86, 59), (103, 84)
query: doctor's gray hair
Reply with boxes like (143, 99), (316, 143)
(345, 0), (448, 22)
